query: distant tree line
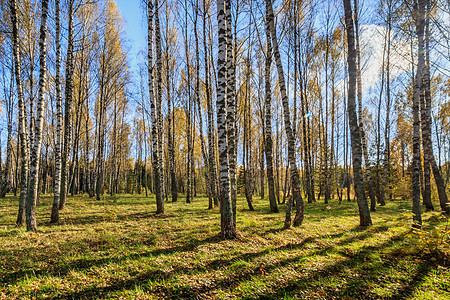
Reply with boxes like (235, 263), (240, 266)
(0, 0), (448, 236)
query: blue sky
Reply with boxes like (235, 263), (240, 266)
(115, 0), (147, 79)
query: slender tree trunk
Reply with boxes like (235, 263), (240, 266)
(381, 3), (393, 206)
(264, 19), (278, 213)
(343, 0), (372, 226)
(184, 0), (192, 205)
(417, 0), (433, 211)
(148, 0), (163, 214)
(50, 0), (62, 223)
(421, 0), (449, 214)
(155, 0), (164, 207)
(275, 110), (281, 204)
(166, 8), (177, 203)
(260, 138), (265, 200)
(10, 0), (29, 227)
(14, 133), (20, 197)
(217, 0), (235, 239)
(412, 1), (424, 226)
(266, 0), (304, 227)
(224, 0), (237, 227)
(243, 53), (254, 210)
(375, 33), (386, 205)
(324, 31), (330, 204)
(354, 0), (377, 211)
(204, 0), (217, 208)
(0, 73), (14, 198)
(59, 0), (74, 210)
(193, 2), (212, 205)
(25, 0), (49, 232)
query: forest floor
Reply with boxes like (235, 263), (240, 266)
(0, 193), (449, 299)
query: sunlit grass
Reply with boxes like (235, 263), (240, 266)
(0, 193), (448, 299)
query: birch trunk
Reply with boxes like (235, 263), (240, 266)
(59, 0), (74, 210)
(217, 0), (235, 239)
(343, 0), (372, 226)
(25, 0), (49, 232)
(155, 0), (164, 205)
(148, 0), (163, 214)
(0, 71), (14, 198)
(412, 1), (424, 226)
(381, 5), (392, 206)
(421, 0), (449, 214)
(224, 0), (237, 226)
(417, 0), (433, 211)
(203, 0), (218, 208)
(51, 0), (63, 222)
(10, 0), (29, 227)
(166, 6), (177, 203)
(184, 0), (192, 204)
(354, 0), (377, 211)
(266, 0), (304, 227)
(264, 18), (278, 213)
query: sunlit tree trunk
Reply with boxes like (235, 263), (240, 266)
(225, 0), (237, 226)
(419, 0), (449, 214)
(266, 0), (304, 227)
(59, 0), (74, 210)
(343, 0), (372, 226)
(166, 3), (177, 203)
(51, 0), (63, 222)
(10, 0), (29, 227)
(193, 1), (212, 206)
(204, 0), (218, 208)
(264, 16), (278, 213)
(148, 0), (163, 214)
(184, 0), (192, 204)
(217, 0), (236, 239)
(155, 0), (164, 206)
(411, 1), (423, 226)
(25, 0), (49, 231)
(381, 3), (392, 206)
(354, 0), (377, 211)
(243, 38), (254, 211)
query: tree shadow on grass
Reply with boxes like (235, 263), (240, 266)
(43, 227), (390, 299)
(49, 211), (176, 227)
(3, 216), (444, 299)
(257, 233), (445, 300)
(0, 233), (222, 287)
(48, 236), (318, 300)
(251, 234), (412, 299)
(262, 227), (287, 236)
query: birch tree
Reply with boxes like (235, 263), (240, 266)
(264, 11), (278, 214)
(203, 0), (218, 208)
(0, 53), (14, 198)
(343, 0), (372, 226)
(59, 0), (75, 209)
(148, 0), (163, 214)
(9, 0), (29, 227)
(419, 0), (449, 214)
(354, 0), (377, 211)
(225, 0), (237, 226)
(265, 0), (304, 227)
(50, 0), (63, 223)
(217, 0), (235, 239)
(25, 0), (49, 231)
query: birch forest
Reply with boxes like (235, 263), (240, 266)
(0, 0), (449, 298)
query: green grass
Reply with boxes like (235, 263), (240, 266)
(0, 193), (448, 299)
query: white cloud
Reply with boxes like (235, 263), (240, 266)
(359, 24), (411, 96)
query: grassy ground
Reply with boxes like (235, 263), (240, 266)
(0, 193), (448, 299)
